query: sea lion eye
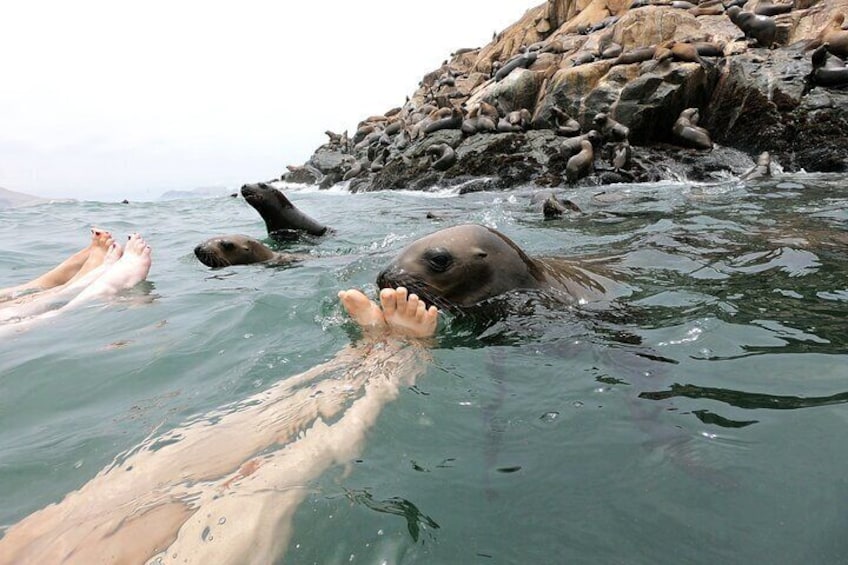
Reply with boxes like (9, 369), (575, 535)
(424, 248), (453, 272)
(221, 241), (235, 251)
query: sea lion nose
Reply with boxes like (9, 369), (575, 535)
(376, 265), (397, 289)
(193, 244), (204, 257)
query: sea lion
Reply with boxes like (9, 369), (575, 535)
(375, 224), (615, 312)
(342, 160), (363, 181)
(811, 13), (848, 57)
(241, 183), (329, 241)
(571, 51), (597, 66)
(494, 51), (537, 81)
(497, 117), (523, 132)
(423, 108), (463, 135)
(566, 140), (595, 183)
(594, 113), (630, 142)
(809, 44), (848, 86)
(669, 41), (709, 66)
(193, 235), (303, 268)
(612, 46), (656, 66)
(427, 143), (457, 171)
(692, 40), (726, 57)
(541, 193), (582, 219)
(741, 151), (773, 180)
(753, 0), (793, 16)
(560, 130), (601, 158)
(672, 108), (713, 149)
(689, 5), (725, 16)
(726, 6), (777, 48)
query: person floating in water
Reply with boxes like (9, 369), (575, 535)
(0, 230), (153, 328)
(0, 286), (439, 563)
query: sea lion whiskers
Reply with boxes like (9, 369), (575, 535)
(375, 271), (455, 312)
(194, 246), (232, 268)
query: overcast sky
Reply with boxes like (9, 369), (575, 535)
(0, 1), (536, 200)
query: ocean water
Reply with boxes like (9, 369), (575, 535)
(0, 175), (846, 564)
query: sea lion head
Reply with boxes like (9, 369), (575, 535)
(376, 224), (545, 312)
(194, 234), (276, 268)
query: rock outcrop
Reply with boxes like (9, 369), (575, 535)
(282, 0), (848, 192)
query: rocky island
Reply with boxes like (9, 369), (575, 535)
(282, 0), (848, 193)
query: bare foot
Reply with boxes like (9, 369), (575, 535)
(338, 289), (387, 331)
(379, 287), (438, 338)
(0, 228), (112, 299)
(66, 234), (151, 306)
(67, 228), (114, 283)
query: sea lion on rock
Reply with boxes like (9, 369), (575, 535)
(594, 113), (630, 142)
(612, 46), (656, 66)
(672, 108), (713, 149)
(753, 0), (793, 16)
(241, 183), (329, 241)
(552, 107), (581, 136)
(689, 5), (725, 16)
(560, 130), (601, 158)
(497, 117), (523, 132)
(692, 40), (726, 57)
(741, 151), (774, 180)
(423, 108), (463, 134)
(668, 41), (709, 66)
(427, 143), (457, 171)
(726, 6), (777, 48)
(194, 235), (303, 268)
(375, 224), (616, 312)
(566, 140), (595, 183)
(808, 44), (848, 86)
(494, 51), (538, 81)
(342, 160), (363, 181)
(810, 13), (848, 58)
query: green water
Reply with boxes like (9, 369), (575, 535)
(0, 177), (846, 564)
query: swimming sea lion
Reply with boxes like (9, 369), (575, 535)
(375, 224), (616, 312)
(241, 183), (329, 241)
(542, 193), (582, 219)
(193, 235), (303, 268)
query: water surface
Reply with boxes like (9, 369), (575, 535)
(0, 176), (846, 563)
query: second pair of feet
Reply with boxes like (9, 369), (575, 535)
(338, 287), (438, 339)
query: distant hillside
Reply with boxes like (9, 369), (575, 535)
(0, 187), (50, 208)
(159, 186), (233, 201)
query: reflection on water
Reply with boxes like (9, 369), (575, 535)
(0, 174), (846, 563)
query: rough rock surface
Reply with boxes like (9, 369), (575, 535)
(281, 0), (848, 192)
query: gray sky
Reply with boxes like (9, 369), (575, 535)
(0, 1), (535, 200)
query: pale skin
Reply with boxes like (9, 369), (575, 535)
(0, 228), (113, 302)
(0, 287), (438, 565)
(0, 233), (152, 331)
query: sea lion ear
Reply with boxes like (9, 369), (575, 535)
(473, 247), (488, 258)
